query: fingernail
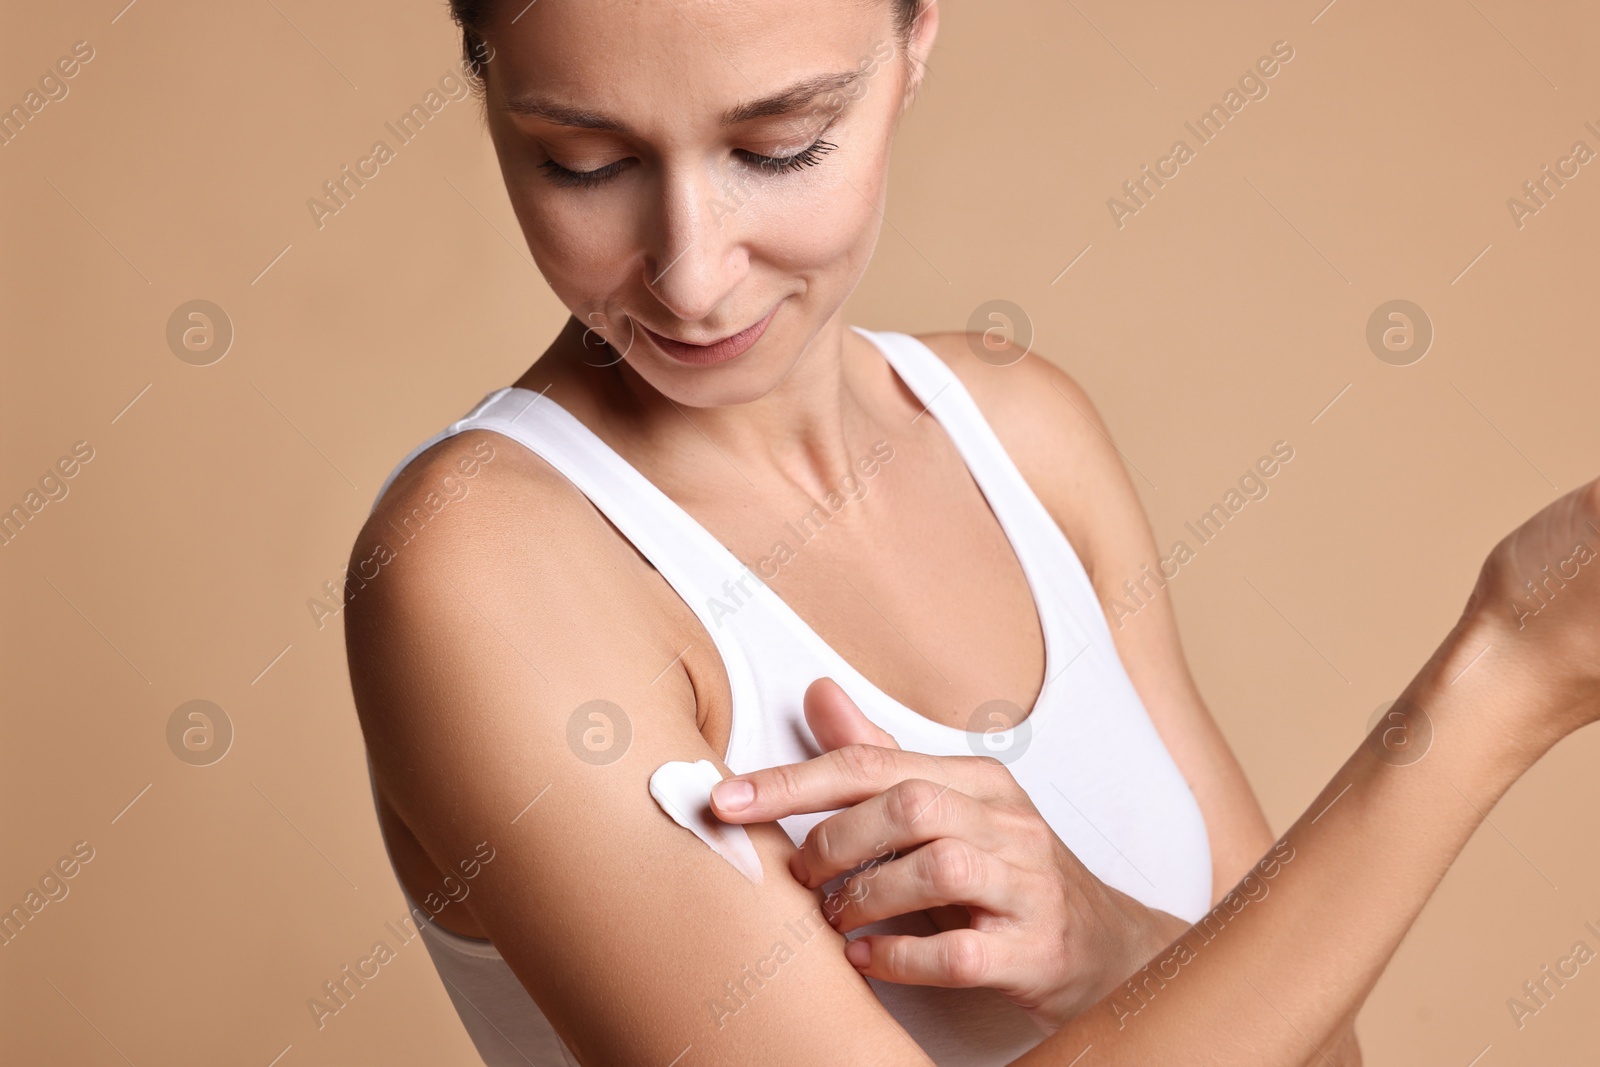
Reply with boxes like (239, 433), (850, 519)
(713, 779), (753, 812)
(845, 939), (870, 968)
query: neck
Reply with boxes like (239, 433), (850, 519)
(532, 312), (898, 502)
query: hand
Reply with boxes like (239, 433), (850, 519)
(1455, 475), (1600, 743)
(709, 678), (1193, 1034)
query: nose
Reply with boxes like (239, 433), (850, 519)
(641, 160), (750, 324)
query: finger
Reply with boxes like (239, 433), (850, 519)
(822, 837), (1025, 933)
(804, 677), (902, 752)
(845, 927), (1025, 994)
(709, 743), (1011, 823)
(797, 778), (1005, 889)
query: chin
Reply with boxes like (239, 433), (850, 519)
(625, 326), (811, 410)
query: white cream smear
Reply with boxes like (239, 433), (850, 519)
(649, 759), (763, 885)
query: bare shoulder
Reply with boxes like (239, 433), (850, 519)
(354, 427), (640, 585)
(347, 427), (658, 648)
(910, 330), (1123, 584)
(344, 427), (697, 783)
(909, 330), (1109, 440)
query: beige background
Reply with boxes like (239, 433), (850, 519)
(4, 0), (1598, 1062)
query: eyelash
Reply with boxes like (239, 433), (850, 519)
(537, 137), (840, 189)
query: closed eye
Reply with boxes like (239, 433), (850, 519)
(738, 138), (839, 173)
(538, 135), (840, 190)
(537, 156), (634, 189)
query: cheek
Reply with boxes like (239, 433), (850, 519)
(752, 175), (879, 266)
(738, 135), (890, 275)
(492, 140), (636, 292)
(512, 189), (636, 285)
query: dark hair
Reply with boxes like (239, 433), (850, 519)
(446, 0), (925, 94)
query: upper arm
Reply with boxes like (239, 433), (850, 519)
(345, 431), (934, 1067)
(918, 334), (1276, 903)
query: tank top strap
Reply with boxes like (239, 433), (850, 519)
(853, 327), (1093, 649)
(377, 387), (754, 597)
(370, 386), (765, 722)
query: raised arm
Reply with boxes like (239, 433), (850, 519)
(1006, 475), (1600, 1063)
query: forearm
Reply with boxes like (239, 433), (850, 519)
(1012, 621), (1561, 1064)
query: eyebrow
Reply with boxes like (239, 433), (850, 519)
(499, 69), (867, 133)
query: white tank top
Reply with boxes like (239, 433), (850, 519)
(364, 326), (1212, 1066)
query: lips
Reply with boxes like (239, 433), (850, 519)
(639, 303), (780, 366)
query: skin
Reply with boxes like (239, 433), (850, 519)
(704, 676), (1239, 1034)
(346, 0), (1596, 1062)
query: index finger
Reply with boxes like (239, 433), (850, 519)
(709, 744), (1008, 823)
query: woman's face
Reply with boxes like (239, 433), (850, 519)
(478, 0), (932, 407)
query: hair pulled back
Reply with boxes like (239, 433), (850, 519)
(445, 0), (926, 93)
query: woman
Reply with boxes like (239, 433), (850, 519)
(344, 1), (1600, 1063)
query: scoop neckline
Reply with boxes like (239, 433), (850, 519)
(492, 326), (1065, 747)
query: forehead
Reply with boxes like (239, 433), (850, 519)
(485, 0), (894, 130)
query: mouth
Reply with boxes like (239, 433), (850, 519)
(638, 303), (781, 366)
